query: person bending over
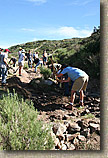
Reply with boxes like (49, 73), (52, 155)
(56, 64), (89, 110)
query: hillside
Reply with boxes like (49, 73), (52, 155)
(9, 28), (100, 79)
(0, 28), (100, 150)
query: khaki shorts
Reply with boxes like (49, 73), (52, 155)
(18, 61), (24, 67)
(72, 75), (89, 92)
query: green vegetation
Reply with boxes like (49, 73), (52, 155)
(0, 90), (54, 150)
(81, 113), (95, 119)
(9, 28), (100, 79)
(40, 66), (52, 80)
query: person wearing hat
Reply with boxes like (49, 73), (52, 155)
(18, 49), (25, 76)
(0, 49), (10, 86)
(56, 64), (89, 110)
(18, 47), (22, 59)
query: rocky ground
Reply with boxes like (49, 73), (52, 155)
(0, 67), (100, 150)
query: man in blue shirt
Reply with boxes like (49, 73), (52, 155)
(56, 64), (89, 110)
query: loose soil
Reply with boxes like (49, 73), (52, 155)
(0, 67), (100, 150)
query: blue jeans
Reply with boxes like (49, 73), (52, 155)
(28, 59), (32, 68)
(64, 74), (74, 96)
(35, 61), (43, 72)
(0, 67), (1, 77)
(0, 67), (7, 84)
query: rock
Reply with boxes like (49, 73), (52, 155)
(81, 110), (88, 116)
(52, 124), (59, 134)
(55, 138), (60, 146)
(80, 128), (90, 138)
(51, 131), (59, 146)
(93, 99), (100, 104)
(67, 143), (75, 150)
(69, 144), (76, 150)
(86, 109), (90, 114)
(61, 144), (67, 150)
(53, 123), (67, 137)
(77, 120), (89, 129)
(77, 135), (86, 141)
(57, 142), (61, 150)
(63, 114), (71, 120)
(73, 137), (79, 145)
(43, 79), (54, 85)
(89, 123), (100, 133)
(67, 123), (81, 134)
(66, 134), (75, 142)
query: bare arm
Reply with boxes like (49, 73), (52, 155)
(61, 77), (71, 83)
(56, 73), (63, 78)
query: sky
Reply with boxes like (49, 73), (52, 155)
(0, 0), (100, 48)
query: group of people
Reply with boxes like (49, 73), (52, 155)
(0, 47), (89, 110)
(18, 47), (47, 76)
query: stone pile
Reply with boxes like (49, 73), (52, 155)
(50, 117), (100, 150)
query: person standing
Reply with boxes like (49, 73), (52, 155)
(0, 48), (3, 78)
(27, 50), (32, 68)
(0, 49), (10, 86)
(18, 47), (22, 59)
(18, 49), (25, 76)
(56, 64), (89, 109)
(43, 50), (47, 66)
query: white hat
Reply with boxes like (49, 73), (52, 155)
(21, 49), (25, 53)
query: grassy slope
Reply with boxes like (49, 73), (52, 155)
(9, 30), (100, 79)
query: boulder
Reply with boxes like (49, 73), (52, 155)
(67, 123), (81, 134)
(89, 123), (100, 133)
(53, 123), (67, 137)
(80, 128), (90, 138)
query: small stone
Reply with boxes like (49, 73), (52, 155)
(73, 137), (79, 145)
(69, 144), (76, 150)
(77, 135), (86, 141)
(61, 144), (67, 150)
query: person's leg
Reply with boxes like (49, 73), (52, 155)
(79, 90), (84, 106)
(71, 90), (76, 104)
(2, 67), (7, 84)
(30, 59), (32, 68)
(64, 74), (69, 96)
(0, 67), (1, 78)
(35, 62), (40, 72)
(28, 60), (30, 68)
(19, 66), (22, 76)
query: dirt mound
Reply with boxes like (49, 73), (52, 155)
(4, 69), (100, 150)
(7, 76), (22, 86)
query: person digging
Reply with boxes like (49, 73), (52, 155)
(56, 64), (89, 110)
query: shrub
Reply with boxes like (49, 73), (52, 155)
(40, 66), (52, 80)
(0, 90), (54, 150)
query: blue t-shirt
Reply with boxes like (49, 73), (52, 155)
(61, 67), (88, 81)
